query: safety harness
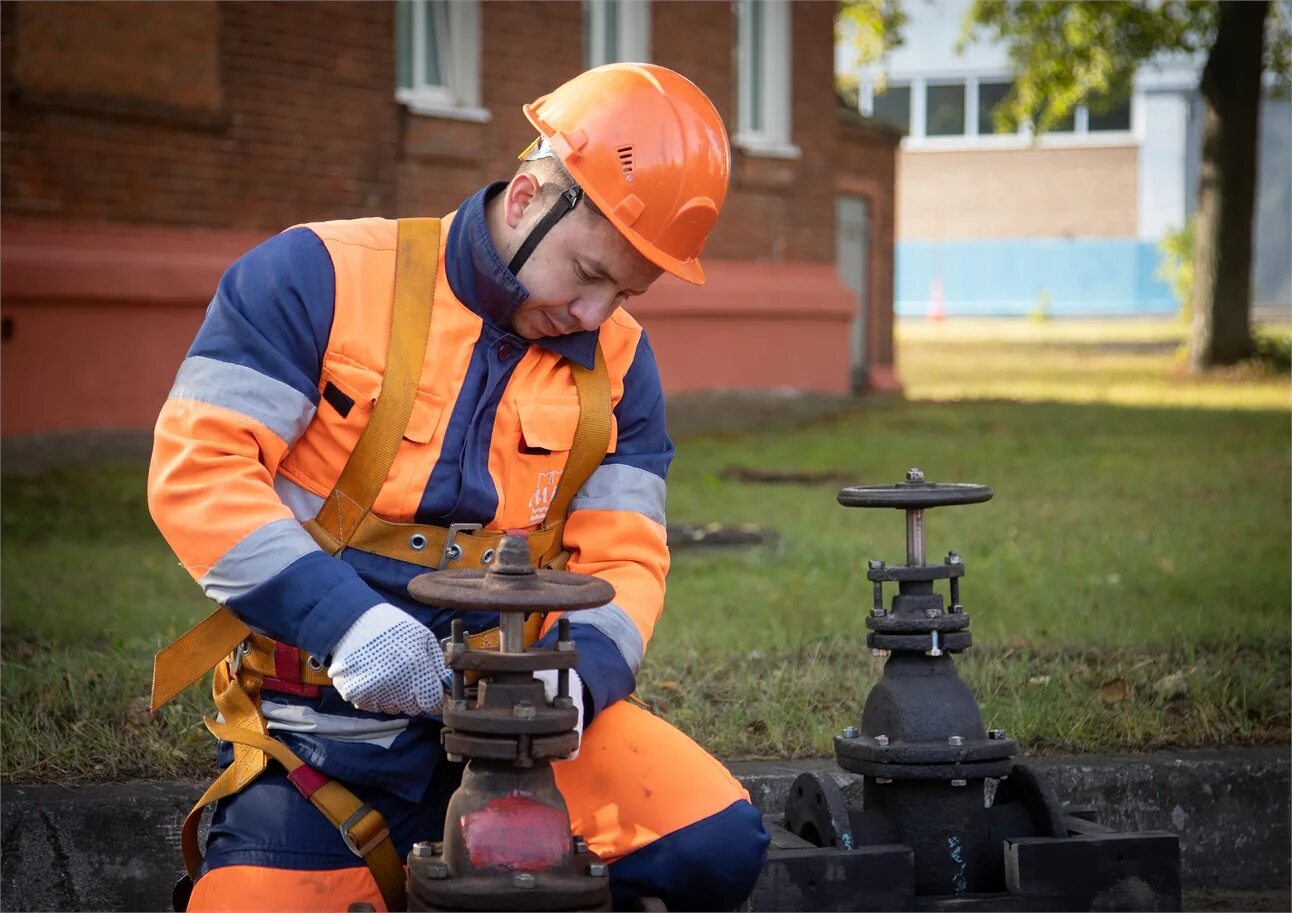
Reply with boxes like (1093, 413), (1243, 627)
(150, 218), (612, 912)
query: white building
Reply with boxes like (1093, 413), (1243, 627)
(839, 0), (1291, 317)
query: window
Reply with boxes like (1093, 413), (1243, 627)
(871, 84), (911, 132)
(395, 0), (489, 121)
(926, 83), (966, 137)
(735, 0), (798, 157)
(976, 81), (1011, 135)
(584, 0), (651, 68)
(1088, 96), (1132, 132)
(892, 76), (1136, 148)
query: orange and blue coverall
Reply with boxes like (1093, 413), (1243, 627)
(148, 183), (769, 910)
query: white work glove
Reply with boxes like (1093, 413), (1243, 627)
(535, 668), (584, 760)
(328, 603), (447, 717)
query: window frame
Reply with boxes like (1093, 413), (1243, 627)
(862, 74), (1139, 150)
(584, 0), (651, 69)
(735, 0), (799, 159)
(395, 0), (491, 123)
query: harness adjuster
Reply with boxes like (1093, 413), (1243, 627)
(439, 522), (484, 569)
(229, 640), (251, 675)
(340, 804), (390, 858)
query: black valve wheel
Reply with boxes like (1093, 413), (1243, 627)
(838, 480), (993, 510)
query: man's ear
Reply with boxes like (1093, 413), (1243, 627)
(503, 173), (543, 229)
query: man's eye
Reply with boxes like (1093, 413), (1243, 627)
(574, 264), (591, 282)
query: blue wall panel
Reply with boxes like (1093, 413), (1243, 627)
(896, 239), (1179, 316)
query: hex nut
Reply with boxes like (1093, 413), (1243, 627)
(587, 863), (608, 878)
(875, 777), (893, 784)
(868, 559), (886, 570)
(513, 702), (537, 719)
(411, 841), (435, 858)
(950, 779), (968, 787)
(842, 726), (860, 739)
(925, 608), (942, 618)
(874, 734), (890, 747)
(514, 873), (536, 889)
(906, 468), (924, 482)
(988, 728), (1007, 740)
(573, 836), (589, 854)
(948, 735), (964, 746)
(871, 607), (887, 618)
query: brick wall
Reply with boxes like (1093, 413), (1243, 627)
(0, 0), (900, 435)
(897, 144), (1140, 241)
(2, 0), (878, 262)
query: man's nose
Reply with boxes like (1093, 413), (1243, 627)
(568, 295), (614, 332)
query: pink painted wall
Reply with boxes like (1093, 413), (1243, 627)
(1, 219), (861, 438)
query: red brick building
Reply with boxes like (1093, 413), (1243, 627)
(1, 0), (898, 438)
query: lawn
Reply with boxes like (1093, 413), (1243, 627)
(2, 318), (1289, 781)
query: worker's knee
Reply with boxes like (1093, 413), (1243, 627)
(609, 799), (769, 911)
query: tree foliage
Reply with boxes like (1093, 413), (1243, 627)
(836, 0), (907, 105)
(959, 1), (1290, 135)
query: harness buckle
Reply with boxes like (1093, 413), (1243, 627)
(340, 804), (390, 858)
(229, 640), (251, 675)
(439, 522), (483, 569)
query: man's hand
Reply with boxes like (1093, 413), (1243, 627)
(328, 603), (446, 716)
(534, 668), (584, 760)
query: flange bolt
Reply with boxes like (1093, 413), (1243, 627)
(513, 702), (537, 719)
(411, 841), (435, 858)
(950, 779), (968, 787)
(874, 734), (889, 746)
(988, 728), (1007, 740)
(906, 468), (924, 482)
(946, 551), (961, 565)
(573, 836), (589, 855)
(948, 735), (963, 746)
(842, 726), (859, 738)
(587, 863), (608, 878)
(871, 648), (888, 658)
(868, 559), (885, 570)
(514, 873), (536, 889)
(871, 607), (886, 618)
(875, 777), (893, 784)
(925, 608), (941, 618)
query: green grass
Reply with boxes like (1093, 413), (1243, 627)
(2, 318), (1289, 781)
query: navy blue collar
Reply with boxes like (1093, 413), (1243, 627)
(444, 183), (599, 369)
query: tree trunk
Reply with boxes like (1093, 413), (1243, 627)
(1188, 0), (1268, 372)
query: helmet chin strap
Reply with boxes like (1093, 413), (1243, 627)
(507, 185), (584, 277)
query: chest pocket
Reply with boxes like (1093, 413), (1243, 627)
(506, 396), (581, 527)
(282, 356), (380, 492)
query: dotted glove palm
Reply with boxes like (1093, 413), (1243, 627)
(328, 603), (447, 717)
(534, 668), (585, 760)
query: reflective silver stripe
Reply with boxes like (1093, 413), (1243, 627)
(579, 602), (645, 674)
(569, 463), (666, 526)
(198, 518), (321, 603)
(274, 474), (325, 523)
(169, 355), (316, 445)
(262, 700), (408, 749)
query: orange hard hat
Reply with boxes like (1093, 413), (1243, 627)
(522, 63), (730, 285)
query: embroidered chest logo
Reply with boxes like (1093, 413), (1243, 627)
(528, 470), (562, 523)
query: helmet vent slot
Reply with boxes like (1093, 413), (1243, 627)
(616, 145), (635, 181)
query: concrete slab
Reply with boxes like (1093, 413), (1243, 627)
(1, 748), (1287, 912)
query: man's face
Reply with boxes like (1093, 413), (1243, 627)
(506, 183), (664, 340)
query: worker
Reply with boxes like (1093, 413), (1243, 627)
(147, 63), (770, 912)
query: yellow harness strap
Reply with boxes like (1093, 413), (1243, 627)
(303, 218), (441, 554)
(536, 343), (613, 569)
